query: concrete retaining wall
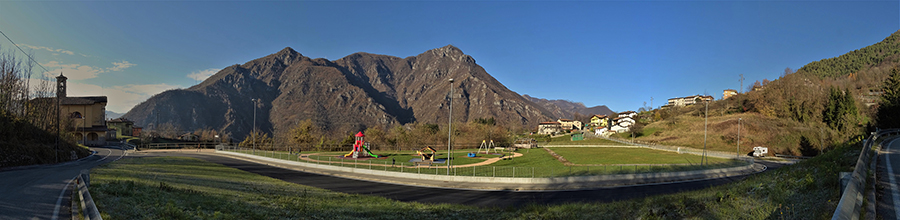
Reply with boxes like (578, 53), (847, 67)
(217, 150), (764, 186)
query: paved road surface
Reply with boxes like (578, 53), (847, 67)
(0, 146), (126, 220)
(877, 137), (900, 220)
(142, 152), (785, 207)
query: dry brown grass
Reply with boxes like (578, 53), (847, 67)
(634, 112), (840, 156)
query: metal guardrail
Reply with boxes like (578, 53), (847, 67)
(774, 154), (812, 160)
(75, 170), (102, 220)
(139, 142), (217, 150)
(832, 128), (900, 220)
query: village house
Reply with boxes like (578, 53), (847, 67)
(617, 111), (637, 119)
(610, 123), (630, 133)
(107, 118), (134, 138)
(613, 117), (635, 127)
(594, 126), (608, 135)
(723, 89), (738, 100)
(132, 126), (143, 137)
(662, 95), (714, 108)
(589, 114), (608, 128)
(537, 121), (562, 135)
(557, 119), (583, 130)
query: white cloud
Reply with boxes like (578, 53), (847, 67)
(40, 60), (137, 80)
(28, 78), (181, 113)
(41, 61), (103, 80)
(108, 61), (136, 72)
(16, 44), (74, 55)
(187, 68), (220, 81)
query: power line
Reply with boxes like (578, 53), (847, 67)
(0, 29), (53, 74)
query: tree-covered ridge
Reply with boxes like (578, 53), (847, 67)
(798, 30), (900, 78)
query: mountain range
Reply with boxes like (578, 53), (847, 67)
(122, 45), (614, 139)
(522, 95), (615, 120)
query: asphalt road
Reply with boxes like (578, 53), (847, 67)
(151, 152), (785, 207)
(877, 137), (900, 220)
(0, 146), (126, 220)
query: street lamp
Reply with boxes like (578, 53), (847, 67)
(252, 98), (257, 153)
(447, 78), (454, 175)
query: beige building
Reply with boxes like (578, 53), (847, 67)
(557, 119), (583, 130)
(537, 121), (562, 135)
(723, 89), (738, 100)
(56, 74), (110, 146)
(663, 95), (714, 108)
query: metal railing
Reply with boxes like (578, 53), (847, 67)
(216, 145), (752, 178)
(832, 128), (900, 220)
(74, 170), (102, 220)
(138, 142), (217, 150)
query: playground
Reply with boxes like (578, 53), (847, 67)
(217, 131), (749, 177)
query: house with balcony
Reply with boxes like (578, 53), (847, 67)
(537, 121), (563, 135)
(589, 114), (608, 128)
(107, 118), (134, 138)
(723, 89), (738, 100)
(557, 119), (583, 130)
(662, 95), (714, 108)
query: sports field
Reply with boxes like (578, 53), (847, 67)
(548, 147), (732, 165)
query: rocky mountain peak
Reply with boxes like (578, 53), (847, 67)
(273, 47), (302, 65)
(124, 45), (557, 140)
(424, 44), (474, 64)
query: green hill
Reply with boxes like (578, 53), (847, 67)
(799, 30), (900, 78)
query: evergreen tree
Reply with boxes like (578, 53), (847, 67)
(823, 87), (858, 131)
(877, 67), (900, 128)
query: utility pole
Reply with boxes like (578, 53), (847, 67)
(447, 78), (454, 175)
(739, 74), (745, 94)
(737, 117), (741, 158)
(703, 100), (709, 165)
(56, 73), (65, 163)
(650, 97), (653, 110)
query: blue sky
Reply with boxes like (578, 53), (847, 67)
(0, 1), (897, 114)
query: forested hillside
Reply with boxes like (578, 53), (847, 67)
(798, 30), (900, 78)
(634, 30), (900, 156)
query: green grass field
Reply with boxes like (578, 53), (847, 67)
(90, 157), (507, 219)
(230, 146), (747, 177)
(549, 147), (732, 165)
(92, 138), (861, 219)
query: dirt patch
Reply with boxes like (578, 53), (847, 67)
(543, 148), (574, 166)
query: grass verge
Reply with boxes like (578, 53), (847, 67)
(91, 156), (504, 219)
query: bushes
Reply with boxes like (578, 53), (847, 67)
(0, 113), (90, 167)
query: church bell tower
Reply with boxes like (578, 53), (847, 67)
(56, 73), (67, 98)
